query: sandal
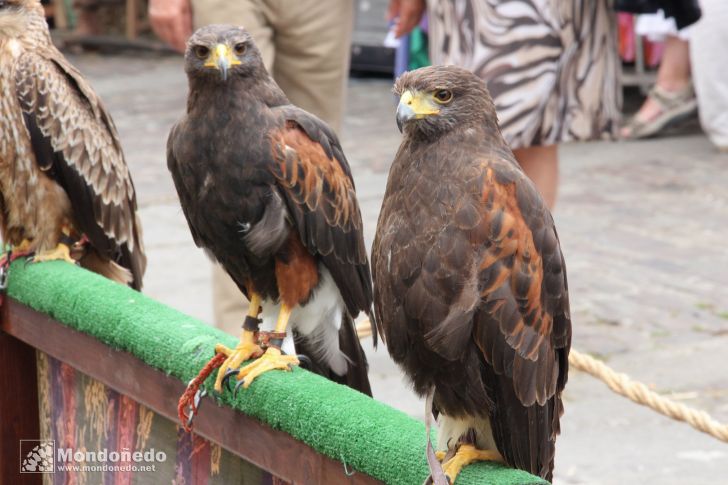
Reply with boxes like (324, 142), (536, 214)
(621, 83), (698, 140)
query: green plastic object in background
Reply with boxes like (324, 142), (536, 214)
(6, 260), (547, 485)
(408, 26), (430, 71)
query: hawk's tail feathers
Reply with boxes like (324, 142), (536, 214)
(79, 249), (134, 288)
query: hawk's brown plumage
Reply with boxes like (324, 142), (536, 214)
(0, 0), (145, 288)
(168, 25), (374, 394)
(372, 66), (571, 481)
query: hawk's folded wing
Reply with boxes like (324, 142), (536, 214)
(268, 106), (376, 340)
(424, 159), (571, 477)
(15, 51), (146, 288)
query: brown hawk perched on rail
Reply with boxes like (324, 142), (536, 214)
(0, 0), (146, 289)
(372, 66), (571, 482)
(167, 25), (374, 395)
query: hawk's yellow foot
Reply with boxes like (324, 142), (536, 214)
(441, 444), (503, 484)
(12, 239), (33, 254)
(213, 329), (263, 392)
(32, 242), (75, 264)
(235, 347), (299, 389)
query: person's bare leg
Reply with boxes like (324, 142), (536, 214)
(621, 35), (692, 138)
(513, 145), (558, 209)
(654, 36), (691, 90)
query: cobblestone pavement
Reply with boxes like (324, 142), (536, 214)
(67, 52), (728, 484)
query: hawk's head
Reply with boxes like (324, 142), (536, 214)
(185, 25), (264, 83)
(0, 0), (42, 38)
(393, 65), (498, 138)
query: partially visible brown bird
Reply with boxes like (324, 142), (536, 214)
(0, 0), (145, 288)
(372, 66), (571, 482)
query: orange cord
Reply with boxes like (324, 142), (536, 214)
(178, 352), (226, 431)
(177, 330), (284, 432)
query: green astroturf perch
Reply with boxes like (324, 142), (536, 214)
(7, 259), (548, 484)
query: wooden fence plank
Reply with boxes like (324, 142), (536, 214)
(1, 299), (381, 485)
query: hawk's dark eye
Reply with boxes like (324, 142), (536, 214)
(234, 43), (246, 55)
(194, 45), (210, 59)
(433, 89), (453, 104)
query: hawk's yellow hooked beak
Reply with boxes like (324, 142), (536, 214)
(204, 44), (241, 81)
(396, 90), (440, 132)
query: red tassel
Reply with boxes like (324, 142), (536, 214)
(178, 352), (226, 432)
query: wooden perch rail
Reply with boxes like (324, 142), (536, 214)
(0, 260), (546, 485)
(2, 300), (379, 485)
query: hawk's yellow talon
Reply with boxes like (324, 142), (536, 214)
(435, 450), (447, 461)
(32, 242), (75, 264)
(12, 239), (33, 254)
(213, 330), (263, 392)
(237, 347), (299, 388)
(214, 343), (234, 357)
(441, 444), (503, 484)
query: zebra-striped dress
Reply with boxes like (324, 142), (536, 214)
(428, 0), (621, 149)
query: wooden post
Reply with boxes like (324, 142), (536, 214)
(52, 0), (68, 30)
(0, 305), (41, 485)
(125, 0), (138, 40)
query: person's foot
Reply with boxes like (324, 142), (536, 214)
(620, 82), (697, 140)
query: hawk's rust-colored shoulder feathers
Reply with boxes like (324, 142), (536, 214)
(15, 46), (146, 288)
(472, 159), (571, 478)
(268, 106), (375, 339)
(426, 159), (570, 407)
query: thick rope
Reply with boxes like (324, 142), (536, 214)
(567, 349), (728, 443)
(354, 319), (728, 444)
